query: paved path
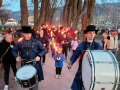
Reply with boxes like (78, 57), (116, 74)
(0, 50), (78, 90)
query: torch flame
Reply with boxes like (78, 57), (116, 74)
(51, 32), (53, 37)
(74, 30), (78, 34)
(18, 37), (23, 42)
(61, 31), (65, 34)
(54, 44), (57, 51)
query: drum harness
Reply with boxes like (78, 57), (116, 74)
(20, 41), (37, 65)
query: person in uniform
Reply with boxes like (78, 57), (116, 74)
(67, 25), (102, 90)
(12, 26), (46, 90)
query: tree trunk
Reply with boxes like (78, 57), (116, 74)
(62, 0), (69, 27)
(81, 0), (96, 41)
(44, 0), (50, 25)
(34, 0), (38, 30)
(20, 0), (28, 26)
(37, 0), (46, 30)
(67, 0), (72, 27)
(0, 0), (2, 8)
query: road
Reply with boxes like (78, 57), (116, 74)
(0, 49), (78, 90)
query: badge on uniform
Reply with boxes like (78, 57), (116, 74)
(10, 45), (14, 48)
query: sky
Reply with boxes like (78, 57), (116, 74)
(2, 0), (32, 11)
(2, 0), (120, 11)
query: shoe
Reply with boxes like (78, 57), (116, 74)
(4, 85), (8, 90)
(58, 75), (61, 79)
(15, 77), (17, 81)
(56, 75), (59, 79)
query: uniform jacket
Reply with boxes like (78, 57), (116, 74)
(12, 38), (45, 60)
(54, 52), (65, 67)
(70, 41), (102, 65)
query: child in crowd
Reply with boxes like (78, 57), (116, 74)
(54, 44), (65, 79)
(71, 36), (79, 53)
(50, 37), (56, 57)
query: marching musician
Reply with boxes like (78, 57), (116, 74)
(67, 25), (102, 90)
(36, 29), (49, 65)
(12, 26), (46, 90)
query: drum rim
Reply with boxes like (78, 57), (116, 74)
(81, 50), (96, 90)
(16, 65), (37, 80)
(19, 80), (38, 89)
(107, 51), (119, 90)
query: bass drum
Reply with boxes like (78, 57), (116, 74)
(16, 65), (37, 89)
(82, 50), (119, 90)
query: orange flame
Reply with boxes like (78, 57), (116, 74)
(61, 31), (65, 34)
(37, 31), (39, 34)
(74, 30), (78, 34)
(18, 37), (23, 42)
(54, 44), (57, 51)
(51, 32), (53, 37)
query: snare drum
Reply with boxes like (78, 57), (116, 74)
(81, 50), (119, 90)
(16, 65), (37, 88)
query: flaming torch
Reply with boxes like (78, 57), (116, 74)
(74, 30), (78, 34)
(51, 32), (53, 37)
(46, 25), (48, 27)
(17, 37), (23, 56)
(54, 44), (57, 51)
(61, 31), (65, 34)
(18, 37), (23, 42)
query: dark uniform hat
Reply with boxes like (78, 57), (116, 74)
(84, 25), (98, 34)
(22, 26), (33, 33)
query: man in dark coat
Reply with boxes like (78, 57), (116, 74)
(12, 26), (46, 90)
(67, 25), (102, 90)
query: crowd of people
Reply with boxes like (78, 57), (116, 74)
(0, 24), (119, 90)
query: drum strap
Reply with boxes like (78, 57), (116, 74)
(78, 41), (99, 71)
(21, 41), (35, 59)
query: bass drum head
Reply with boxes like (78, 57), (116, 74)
(82, 51), (92, 90)
(16, 65), (36, 80)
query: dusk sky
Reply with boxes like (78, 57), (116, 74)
(2, 0), (119, 11)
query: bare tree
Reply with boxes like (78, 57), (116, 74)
(0, 9), (9, 25)
(34, 0), (38, 29)
(70, 0), (88, 38)
(44, 0), (51, 24)
(20, 0), (29, 26)
(62, 0), (69, 27)
(82, 0), (96, 40)
(37, 0), (46, 30)
(0, 0), (2, 8)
